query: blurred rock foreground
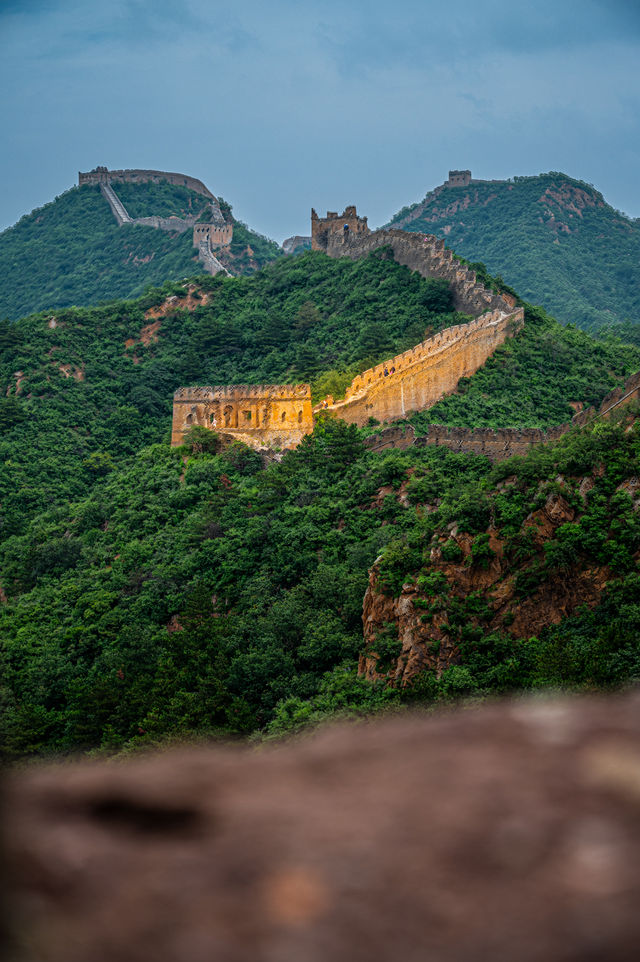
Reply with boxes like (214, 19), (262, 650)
(4, 691), (640, 961)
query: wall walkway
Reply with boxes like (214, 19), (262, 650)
(317, 307), (523, 428)
(363, 370), (640, 461)
(100, 183), (132, 225)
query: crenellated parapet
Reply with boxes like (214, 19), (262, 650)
(324, 227), (513, 316)
(171, 384), (313, 449)
(311, 206), (369, 251)
(315, 307), (524, 428)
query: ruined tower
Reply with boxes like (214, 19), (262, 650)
(311, 206), (369, 251)
(446, 170), (472, 188)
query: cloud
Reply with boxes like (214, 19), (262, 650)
(1, 0), (639, 236)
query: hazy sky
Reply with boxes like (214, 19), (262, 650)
(1, 0), (639, 241)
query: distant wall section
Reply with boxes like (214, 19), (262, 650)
(446, 169), (472, 187)
(79, 166), (214, 199)
(171, 385), (313, 449)
(193, 223), (233, 248)
(324, 227), (514, 316)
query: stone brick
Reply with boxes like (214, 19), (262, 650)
(311, 205), (369, 251)
(171, 384), (313, 450)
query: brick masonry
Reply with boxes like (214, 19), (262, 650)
(171, 384), (313, 449)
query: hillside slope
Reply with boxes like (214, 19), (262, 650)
(0, 182), (282, 320)
(1, 251), (637, 541)
(387, 172), (640, 332)
(1, 249), (640, 756)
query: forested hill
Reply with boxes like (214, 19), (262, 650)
(2, 247), (640, 757)
(0, 182), (282, 320)
(1, 248), (638, 541)
(387, 173), (640, 333)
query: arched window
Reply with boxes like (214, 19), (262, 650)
(281, 411), (286, 422)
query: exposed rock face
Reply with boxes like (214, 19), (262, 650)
(360, 482), (609, 686)
(5, 692), (640, 961)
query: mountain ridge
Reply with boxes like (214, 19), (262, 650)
(386, 170), (640, 332)
(0, 175), (282, 320)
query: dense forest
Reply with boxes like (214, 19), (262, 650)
(0, 182), (282, 319)
(1, 248), (640, 758)
(387, 172), (640, 334)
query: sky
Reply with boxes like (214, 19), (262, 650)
(1, 0), (639, 241)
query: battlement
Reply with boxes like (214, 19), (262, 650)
(193, 222), (233, 249)
(323, 226), (514, 316)
(315, 307), (524, 427)
(79, 167), (214, 199)
(311, 205), (369, 251)
(171, 384), (313, 449)
(446, 169), (472, 187)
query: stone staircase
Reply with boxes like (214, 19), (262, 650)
(197, 240), (231, 277)
(100, 182), (132, 225)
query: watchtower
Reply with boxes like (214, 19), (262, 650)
(311, 206), (369, 251)
(446, 170), (472, 188)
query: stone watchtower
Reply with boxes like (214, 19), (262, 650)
(446, 170), (472, 188)
(311, 206), (369, 251)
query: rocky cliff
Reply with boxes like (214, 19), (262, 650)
(360, 444), (640, 686)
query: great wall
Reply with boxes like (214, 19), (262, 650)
(171, 384), (314, 449)
(362, 369), (640, 460)
(78, 166), (233, 276)
(313, 308), (521, 428)
(160, 188), (637, 456)
(172, 202), (525, 448)
(308, 206), (524, 428)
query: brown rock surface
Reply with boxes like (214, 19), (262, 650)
(4, 692), (640, 961)
(360, 475), (608, 685)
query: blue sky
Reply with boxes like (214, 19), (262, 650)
(1, 0), (639, 240)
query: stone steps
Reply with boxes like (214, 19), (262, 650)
(100, 182), (132, 225)
(198, 240), (231, 277)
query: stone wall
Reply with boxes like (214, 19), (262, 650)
(79, 166), (214, 199)
(325, 227), (513, 316)
(193, 223), (233, 249)
(446, 169), (472, 187)
(318, 307), (524, 428)
(572, 369), (640, 427)
(311, 205), (369, 251)
(363, 369), (640, 461)
(136, 215), (198, 234)
(171, 384), (313, 449)
(413, 424), (566, 460)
